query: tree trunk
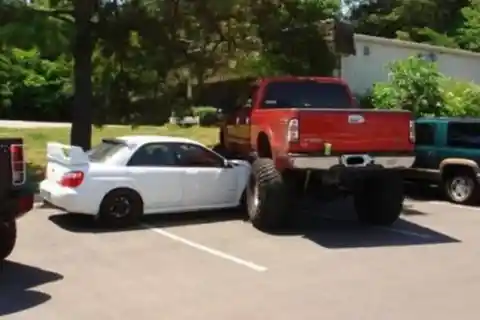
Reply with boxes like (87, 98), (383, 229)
(70, 0), (96, 150)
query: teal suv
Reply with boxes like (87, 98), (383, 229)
(404, 117), (480, 205)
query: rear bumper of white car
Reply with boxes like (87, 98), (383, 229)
(39, 180), (97, 215)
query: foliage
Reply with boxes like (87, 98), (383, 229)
(347, 0), (480, 52)
(456, 0), (480, 51)
(1, 0), (480, 145)
(0, 0), (345, 133)
(355, 91), (374, 109)
(372, 57), (444, 117)
(0, 47), (72, 121)
(372, 56), (480, 117)
(193, 106), (220, 127)
(252, 0), (340, 76)
(440, 77), (480, 117)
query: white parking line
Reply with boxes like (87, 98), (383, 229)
(426, 200), (480, 212)
(142, 224), (268, 272)
(311, 215), (433, 239)
(374, 226), (432, 239)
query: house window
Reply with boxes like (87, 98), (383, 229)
(417, 52), (437, 62)
(363, 45), (370, 56)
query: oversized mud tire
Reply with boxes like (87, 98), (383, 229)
(353, 171), (404, 226)
(246, 158), (289, 231)
(0, 219), (17, 261)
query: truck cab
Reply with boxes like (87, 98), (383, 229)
(218, 76), (415, 231)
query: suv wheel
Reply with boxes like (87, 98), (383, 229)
(443, 172), (478, 205)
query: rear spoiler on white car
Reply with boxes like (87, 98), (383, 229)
(47, 142), (89, 165)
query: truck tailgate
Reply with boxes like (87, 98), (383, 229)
(297, 109), (413, 153)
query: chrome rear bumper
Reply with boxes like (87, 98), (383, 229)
(289, 154), (415, 170)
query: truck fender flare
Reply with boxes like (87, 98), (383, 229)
(440, 158), (479, 175)
(254, 129), (274, 159)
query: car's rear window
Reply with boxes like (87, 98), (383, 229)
(88, 140), (126, 162)
(261, 81), (352, 109)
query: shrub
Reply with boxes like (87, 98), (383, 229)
(371, 56), (445, 117)
(193, 106), (219, 127)
(440, 78), (480, 117)
(355, 91), (374, 109)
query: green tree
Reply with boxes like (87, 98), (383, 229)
(456, 0), (480, 51)
(250, 0), (343, 76)
(348, 0), (469, 48)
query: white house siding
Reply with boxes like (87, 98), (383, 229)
(341, 34), (480, 95)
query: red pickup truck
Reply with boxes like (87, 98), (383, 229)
(216, 76), (415, 231)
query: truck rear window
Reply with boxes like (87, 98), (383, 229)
(261, 81), (352, 109)
(88, 139), (125, 162)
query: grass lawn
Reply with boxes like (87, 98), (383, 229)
(0, 124), (219, 187)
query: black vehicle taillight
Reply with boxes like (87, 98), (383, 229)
(10, 144), (26, 186)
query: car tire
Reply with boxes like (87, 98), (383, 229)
(0, 219), (16, 261)
(443, 170), (479, 205)
(98, 189), (143, 228)
(246, 158), (288, 231)
(353, 171), (404, 226)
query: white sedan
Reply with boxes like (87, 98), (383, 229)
(39, 135), (251, 227)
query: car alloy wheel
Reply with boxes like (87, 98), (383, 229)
(449, 176), (473, 203)
(108, 196), (132, 219)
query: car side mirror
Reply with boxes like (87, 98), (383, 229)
(224, 159), (233, 168)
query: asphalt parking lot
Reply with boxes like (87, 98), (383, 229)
(3, 188), (480, 320)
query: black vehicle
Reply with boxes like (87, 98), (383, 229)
(0, 138), (34, 261)
(404, 117), (480, 205)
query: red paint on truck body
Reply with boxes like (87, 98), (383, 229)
(221, 76), (414, 169)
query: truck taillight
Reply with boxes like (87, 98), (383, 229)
(59, 171), (84, 188)
(287, 118), (299, 142)
(409, 120), (415, 143)
(10, 144), (25, 186)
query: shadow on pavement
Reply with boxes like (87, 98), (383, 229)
(404, 182), (443, 202)
(48, 195), (460, 249)
(272, 197), (460, 249)
(0, 261), (63, 317)
(48, 209), (246, 234)
(402, 203), (429, 216)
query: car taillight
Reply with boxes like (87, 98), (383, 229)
(409, 120), (415, 143)
(287, 118), (299, 142)
(59, 171), (84, 188)
(10, 144), (25, 186)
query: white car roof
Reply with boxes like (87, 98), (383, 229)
(117, 135), (205, 147)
